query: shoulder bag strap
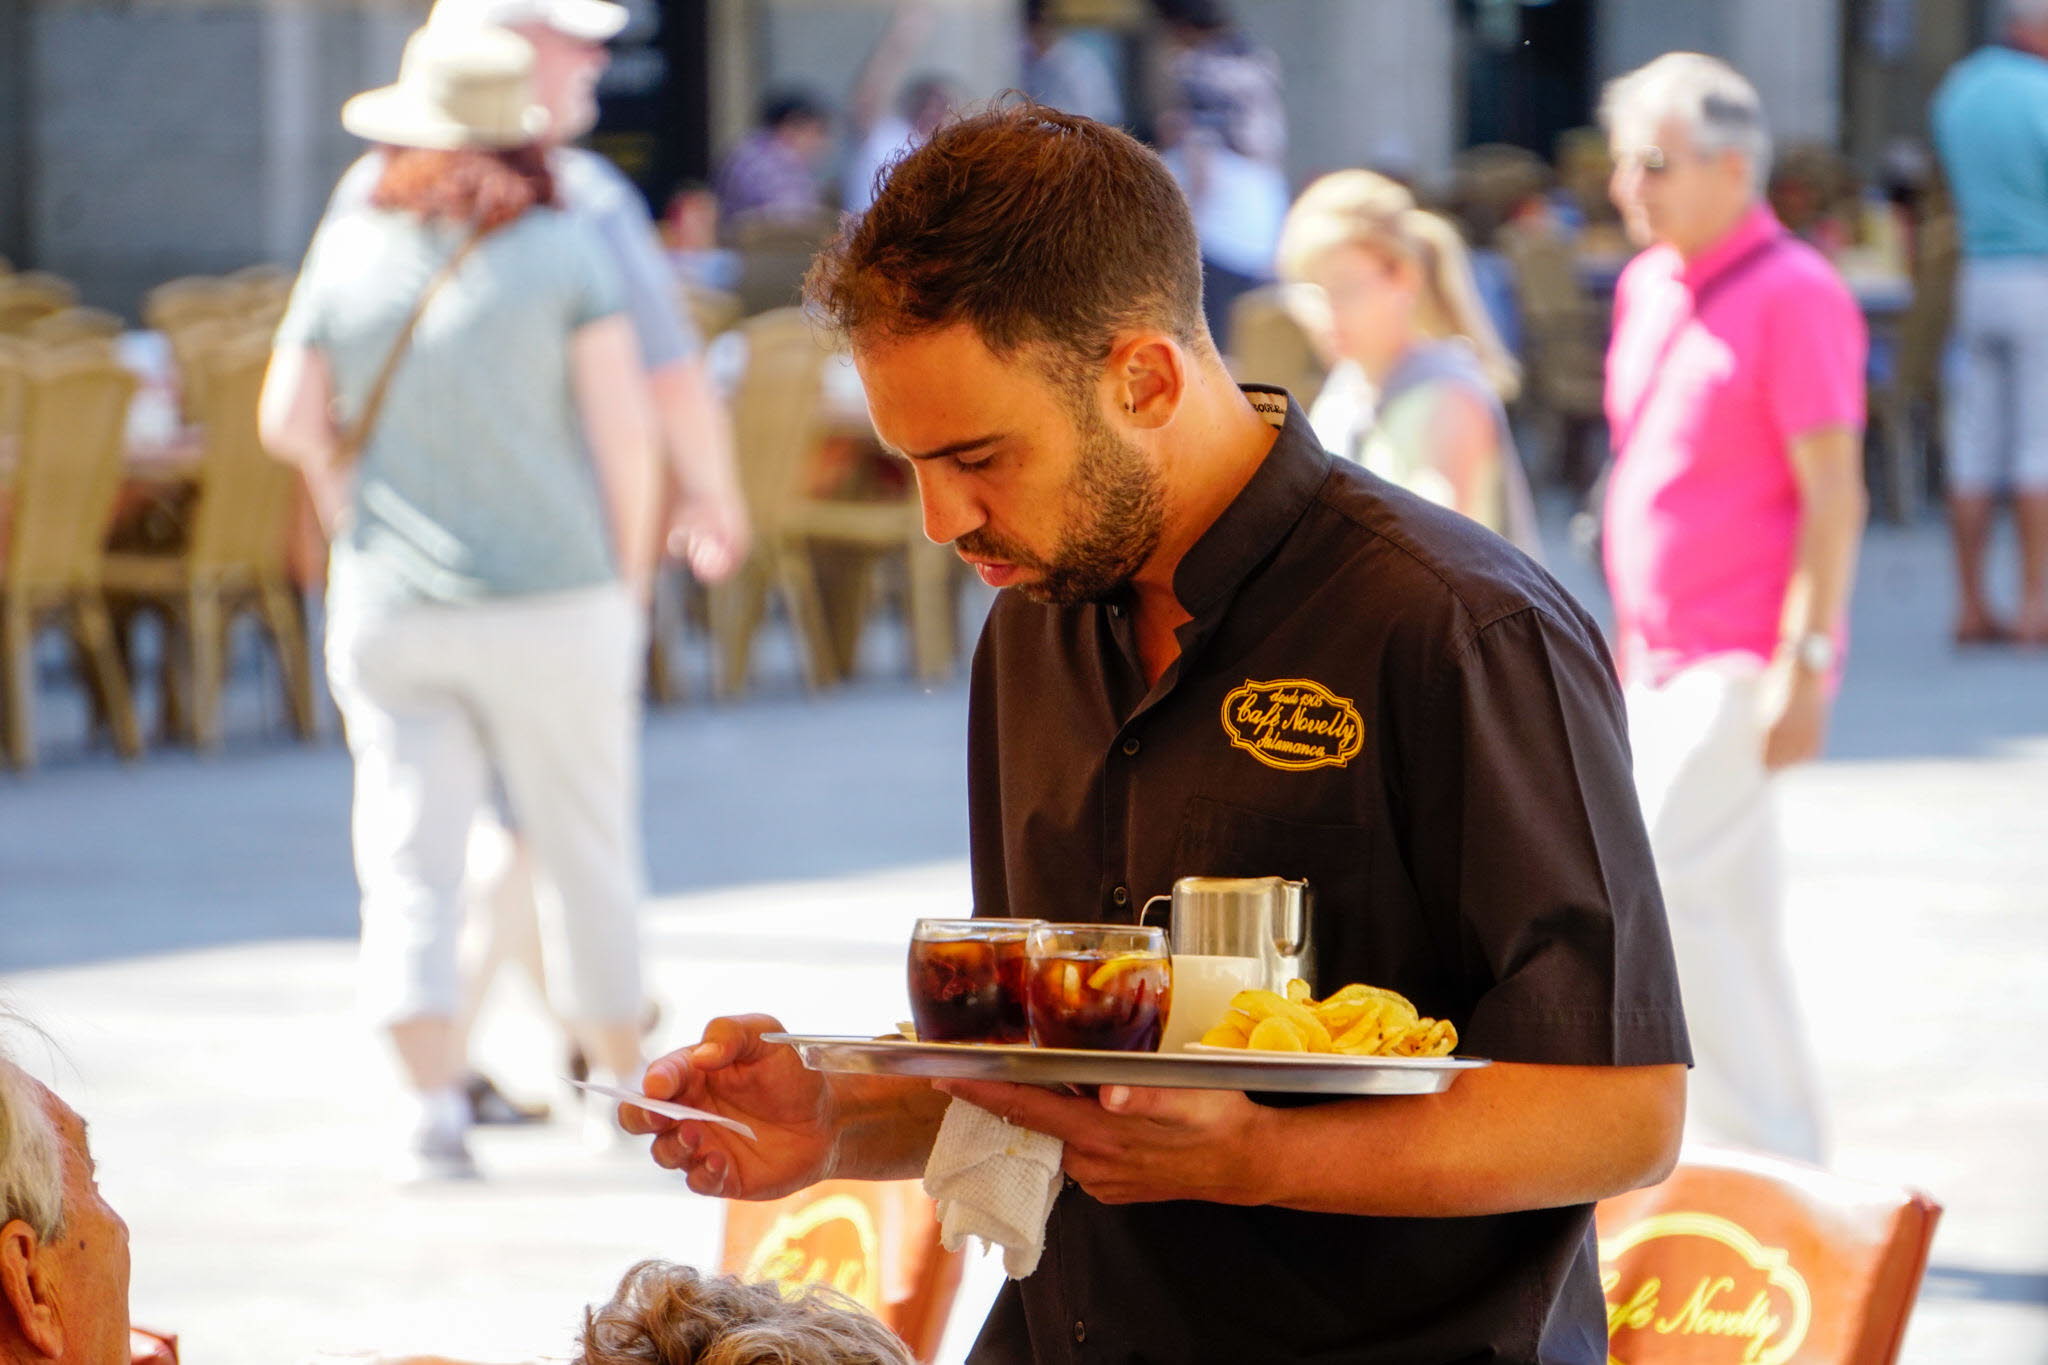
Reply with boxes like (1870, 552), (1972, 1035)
(1619, 231), (1788, 438)
(334, 226), (487, 470)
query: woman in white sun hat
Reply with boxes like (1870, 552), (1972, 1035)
(260, 24), (657, 1183)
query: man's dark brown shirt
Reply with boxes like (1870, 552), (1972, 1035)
(964, 391), (1690, 1364)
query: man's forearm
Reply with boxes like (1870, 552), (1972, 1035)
(649, 359), (739, 498)
(1251, 1062), (1685, 1218)
(1779, 426), (1867, 641)
(825, 1072), (951, 1182)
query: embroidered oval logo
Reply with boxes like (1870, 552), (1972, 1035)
(1221, 678), (1364, 772)
(1599, 1211), (1814, 1365)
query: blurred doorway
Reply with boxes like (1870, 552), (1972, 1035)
(1459, 0), (1595, 159)
(592, 0), (712, 213)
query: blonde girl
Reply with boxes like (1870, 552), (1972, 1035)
(1277, 169), (1543, 558)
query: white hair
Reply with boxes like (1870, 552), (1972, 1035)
(0, 1056), (65, 1241)
(1600, 52), (1772, 189)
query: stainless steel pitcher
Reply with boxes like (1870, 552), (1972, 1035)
(1143, 875), (1313, 990)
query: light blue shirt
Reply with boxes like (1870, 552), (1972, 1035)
(276, 208), (625, 610)
(1933, 46), (2048, 259)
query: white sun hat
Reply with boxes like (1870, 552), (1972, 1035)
(428, 0), (630, 44)
(341, 26), (551, 151)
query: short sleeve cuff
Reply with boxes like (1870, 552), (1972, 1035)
(1462, 1002), (1693, 1068)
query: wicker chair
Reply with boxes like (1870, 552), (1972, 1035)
(0, 273), (80, 336)
(1226, 285), (1328, 410)
(25, 306), (126, 345)
(102, 328), (316, 748)
(776, 454), (963, 686)
(0, 337), (25, 437)
(0, 347), (144, 769)
(706, 307), (840, 696)
(146, 280), (249, 422)
(143, 276), (241, 334)
(1499, 219), (1609, 490)
(732, 209), (839, 317)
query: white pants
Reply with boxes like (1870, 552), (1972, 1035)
(1626, 656), (1826, 1164)
(326, 584), (646, 1028)
(1945, 257), (2048, 495)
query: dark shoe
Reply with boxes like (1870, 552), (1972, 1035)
(1954, 617), (2013, 647)
(463, 1071), (551, 1126)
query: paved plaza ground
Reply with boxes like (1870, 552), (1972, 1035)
(2, 515), (2044, 1364)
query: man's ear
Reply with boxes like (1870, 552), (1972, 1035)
(0, 1219), (62, 1360)
(1105, 333), (1188, 429)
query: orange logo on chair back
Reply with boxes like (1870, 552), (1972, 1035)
(1600, 1211), (1813, 1364)
(740, 1192), (883, 1310)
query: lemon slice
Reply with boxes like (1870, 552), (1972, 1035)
(1086, 952), (1160, 991)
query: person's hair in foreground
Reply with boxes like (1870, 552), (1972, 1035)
(805, 99), (1209, 404)
(1275, 168), (1521, 400)
(577, 1261), (913, 1365)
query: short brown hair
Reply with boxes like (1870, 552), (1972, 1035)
(576, 1261), (914, 1365)
(805, 101), (1207, 387)
(371, 145), (556, 234)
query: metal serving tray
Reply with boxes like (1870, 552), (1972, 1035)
(762, 1034), (1489, 1097)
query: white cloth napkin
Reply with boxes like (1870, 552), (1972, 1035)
(922, 1097), (1065, 1279)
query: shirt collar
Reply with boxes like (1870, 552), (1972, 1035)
(1679, 203), (1785, 293)
(1168, 385), (1331, 624)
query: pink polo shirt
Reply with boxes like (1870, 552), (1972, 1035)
(1601, 206), (1866, 685)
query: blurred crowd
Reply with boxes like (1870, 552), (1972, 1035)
(6, 0), (2047, 1359)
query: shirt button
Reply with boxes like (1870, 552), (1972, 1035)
(1111, 885), (1129, 907)
(1074, 1320), (1087, 1343)
(1120, 737), (1141, 756)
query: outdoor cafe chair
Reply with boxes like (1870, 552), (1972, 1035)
(1226, 284), (1328, 412)
(1597, 1145), (1941, 1365)
(0, 272), (79, 336)
(1501, 217), (1609, 490)
(732, 208), (840, 317)
(706, 306), (841, 696)
(0, 346), (144, 769)
(147, 281), (254, 421)
(777, 475), (963, 687)
(102, 326), (316, 750)
(25, 306), (126, 345)
(143, 275), (241, 335)
(720, 1177), (965, 1363)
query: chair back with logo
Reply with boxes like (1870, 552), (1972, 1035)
(719, 1179), (964, 1363)
(1596, 1147), (1941, 1365)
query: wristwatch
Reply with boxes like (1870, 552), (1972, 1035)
(1784, 631), (1837, 672)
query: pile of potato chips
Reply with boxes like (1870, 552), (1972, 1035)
(1199, 980), (1458, 1057)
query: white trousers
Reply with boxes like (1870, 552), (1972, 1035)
(326, 583), (646, 1028)
(1626, 656), (1826, 1164)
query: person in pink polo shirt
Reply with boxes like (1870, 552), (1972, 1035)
(1600, 53), (1869, 1164)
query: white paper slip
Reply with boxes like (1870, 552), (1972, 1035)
(566, 1078), (758, 1141)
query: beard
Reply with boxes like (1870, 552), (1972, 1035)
(955, 404), (1167, 606)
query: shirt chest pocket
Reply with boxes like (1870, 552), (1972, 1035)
(1169, 795), (1370, 993)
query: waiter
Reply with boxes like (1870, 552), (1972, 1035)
(626, 105), (1690, 1364)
